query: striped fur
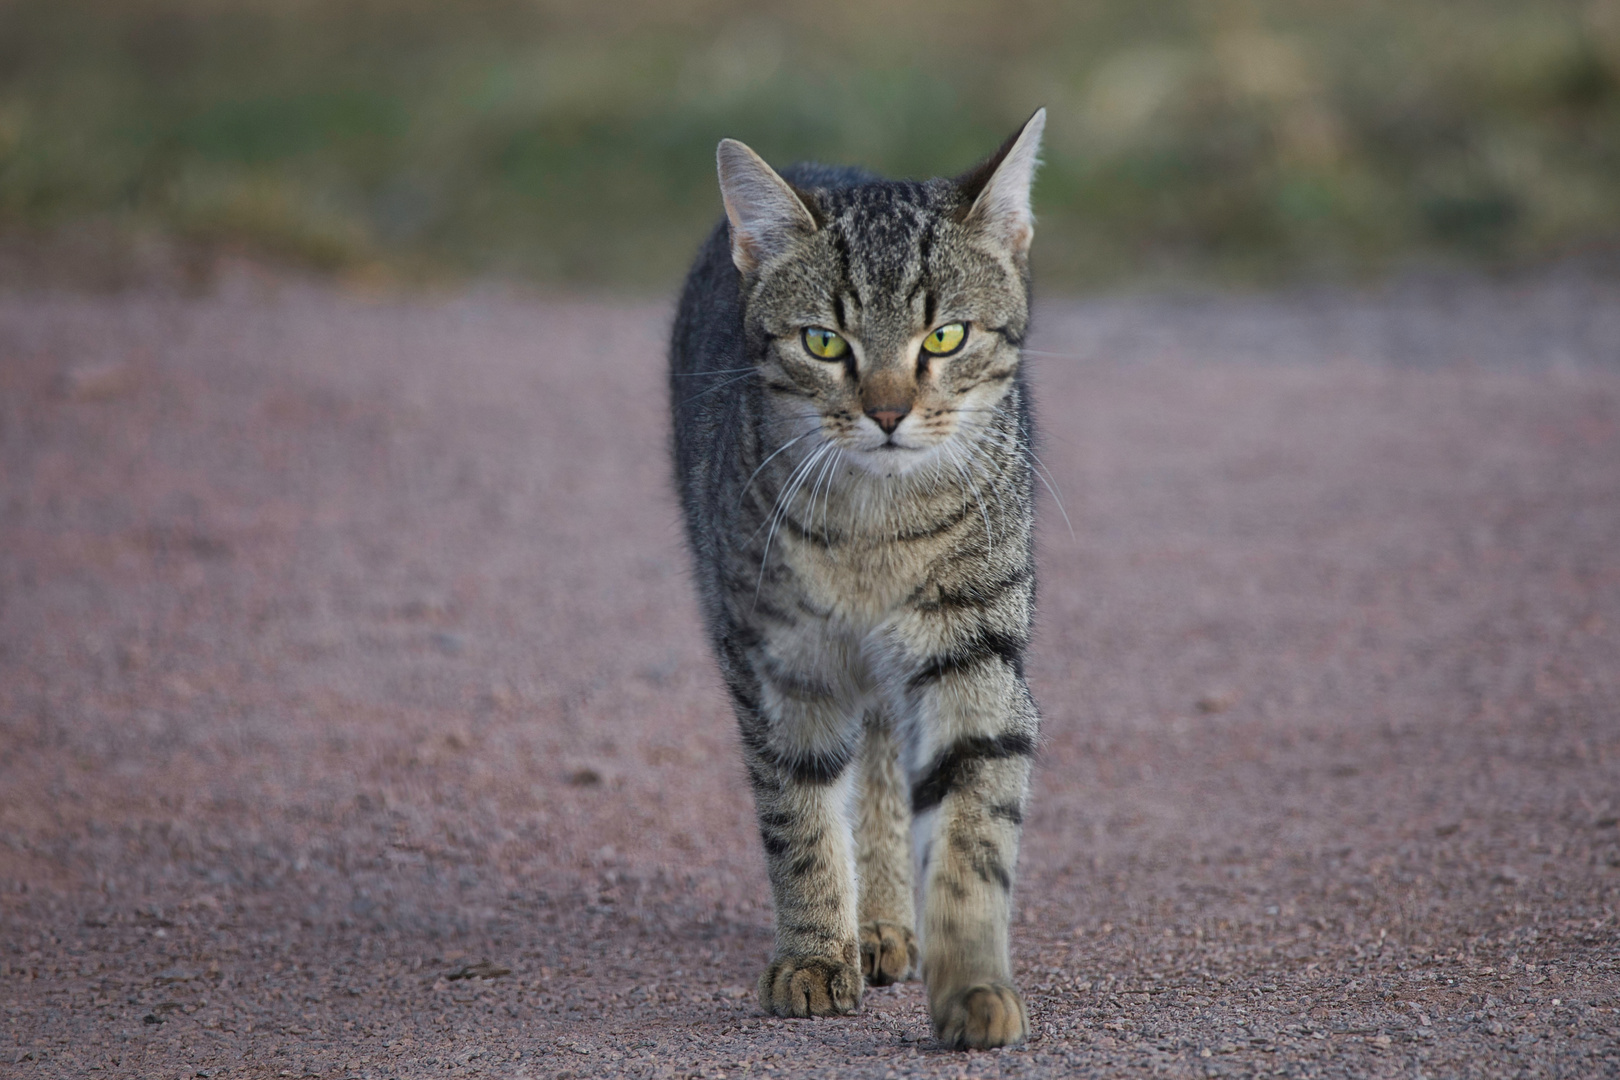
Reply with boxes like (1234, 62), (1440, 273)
(670, 111), (1046, 1050)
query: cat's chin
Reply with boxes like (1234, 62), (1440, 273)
(842, 442), (944, 480)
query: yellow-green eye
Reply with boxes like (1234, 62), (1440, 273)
(922, 322), (967, 355)
(802, 327), (849, 360)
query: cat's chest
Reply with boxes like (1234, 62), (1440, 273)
(782, 532), (937, 623)
(750, 463), (979, 623)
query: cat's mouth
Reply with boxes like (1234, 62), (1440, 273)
(861, 423), (925, 452)
(840, 435), (943, 476)
(862, 432), (922, 453)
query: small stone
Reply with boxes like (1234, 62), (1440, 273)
(446, 960), (510, 980)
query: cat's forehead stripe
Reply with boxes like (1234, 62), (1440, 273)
(818, 183), (940, 313)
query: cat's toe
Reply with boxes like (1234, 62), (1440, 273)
(859, 921), (917, 986)
(758, 955), (862, 1017)
(932, 982), (1028, 1049)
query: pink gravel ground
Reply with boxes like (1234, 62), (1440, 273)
(2, 269), (1618, 1078)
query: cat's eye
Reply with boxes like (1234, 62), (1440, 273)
(802, 327), (849, 360)
(922, 322), (967, 356)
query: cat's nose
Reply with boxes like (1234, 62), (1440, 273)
(866, 405), (910, 435)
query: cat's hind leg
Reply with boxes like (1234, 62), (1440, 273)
(854, 711), (918, 986)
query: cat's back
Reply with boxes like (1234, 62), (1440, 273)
(668, 218), (742, 540)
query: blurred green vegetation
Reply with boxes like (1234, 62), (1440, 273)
(2, 0), (1619, 290)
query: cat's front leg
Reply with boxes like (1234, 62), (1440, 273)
(730, 651), (865, 1017)
(903, 623), (1038, 1048)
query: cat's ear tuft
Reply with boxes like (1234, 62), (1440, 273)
(717, 139), (819, 275)
(956, 108), (1045, 258)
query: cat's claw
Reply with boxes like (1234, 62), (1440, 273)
(859, 920), (917, 986)
(932, 982), (1028, 1049)
(758, 955), (862, 1017)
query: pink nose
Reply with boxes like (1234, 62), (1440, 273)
(866, 406), (909, 435)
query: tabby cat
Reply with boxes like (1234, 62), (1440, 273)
(669, 110), (1045, 1050)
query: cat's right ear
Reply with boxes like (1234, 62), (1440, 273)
(717, 139), (819, 275)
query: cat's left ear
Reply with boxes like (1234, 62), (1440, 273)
(717, 139), (819, 275)
(957, 108), (1046, 258)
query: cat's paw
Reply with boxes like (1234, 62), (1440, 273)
(758, 955), (862, 1017)
(932, 982), (1028, 1049)
(859, 920), (917, 986)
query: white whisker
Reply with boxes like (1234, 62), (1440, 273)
(748, 440), (826, 545)
(737, 426), (820, 509)
(754, 442), (832, 606)
(975, 404), (1075, 540)
(943, 441), (993, 557)
(804, 443), (838, 545)
(1025, 449), (1073, 538)
(961, 436), (1009, 524)
(814, 447), (844, 548)
(679, 369), (759, 405)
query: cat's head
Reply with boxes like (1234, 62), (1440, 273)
(717, 110), (1044, 478)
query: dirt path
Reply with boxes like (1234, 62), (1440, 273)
(2, 272), (1618, 1079)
